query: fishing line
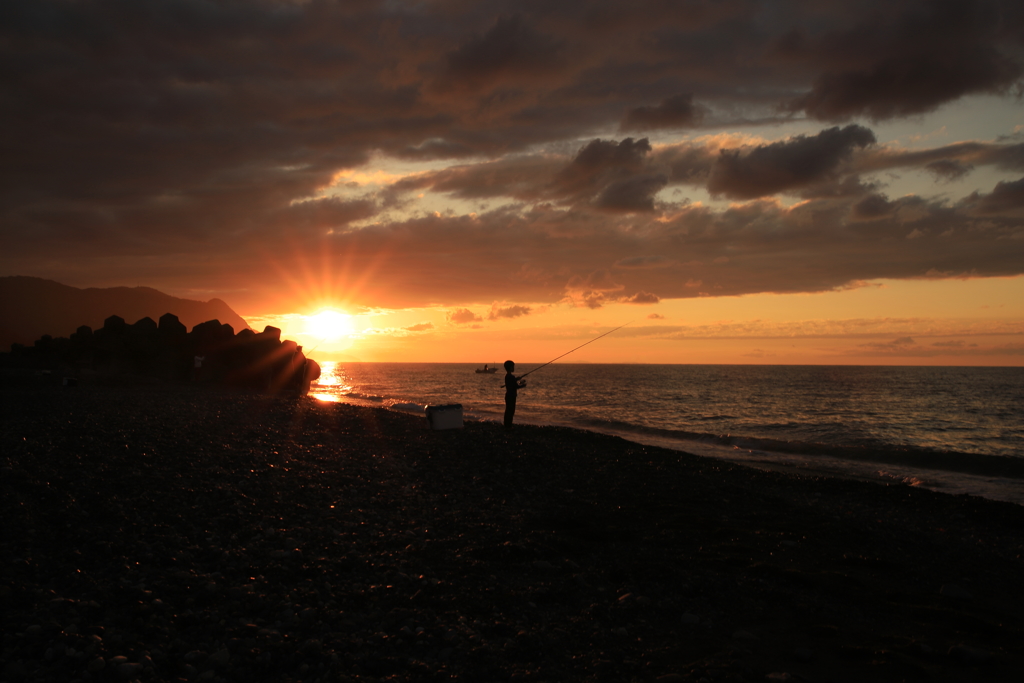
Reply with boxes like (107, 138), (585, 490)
(518, 321), (633, 380)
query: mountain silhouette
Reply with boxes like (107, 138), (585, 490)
(0, 276), (251, 350)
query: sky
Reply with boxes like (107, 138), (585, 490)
(2, 0), (1023, 364)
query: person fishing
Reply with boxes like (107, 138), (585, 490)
(503, 360), (527, 428)
(500, 322), (632, 429)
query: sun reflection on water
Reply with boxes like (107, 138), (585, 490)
(310, 361), (353, 402)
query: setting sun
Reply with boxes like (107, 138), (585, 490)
(306, 310), (353, 341)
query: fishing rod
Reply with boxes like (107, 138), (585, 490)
(518, 321), (633, 380)
(299, 339), (326, 361)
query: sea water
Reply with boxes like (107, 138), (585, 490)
(310, 362), (1024, 505)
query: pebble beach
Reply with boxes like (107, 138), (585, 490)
(3, 384), (1023, 683)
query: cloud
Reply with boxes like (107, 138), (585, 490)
(552, 139), (656, 208)
(440, 15), (564, 91)
(707, 126), (876, 199)
(858, 336), (917, 351)
(621, 94), (706, 131)
(566, 270), (623, 292)
(614, 256), (675, 269)
(1, 1), (1022, 314)
(488, 303), (532, 320)
(648, 313), (665, 319)
(448, 308), (483, 324)
(594, 174), (668, 212)
(926, 159), (975, 182)
(850, 193), (927, 221)
(614, 317), (1024, 341)
(786, 1), (1023, 121)
(620, 291), (661, 304)
(970, 176), (1024, 213)
(405, 322), (434, 332)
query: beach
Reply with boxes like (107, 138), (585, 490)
(2, 384), (1023, 683)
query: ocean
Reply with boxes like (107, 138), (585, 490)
(310, 362), (1024, 505)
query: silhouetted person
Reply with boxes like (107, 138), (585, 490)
(503, 360), (527, 428)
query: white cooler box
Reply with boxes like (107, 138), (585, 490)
(425, 403), (463, 430)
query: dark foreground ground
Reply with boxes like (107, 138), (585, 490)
(2, 385), (1023, 683)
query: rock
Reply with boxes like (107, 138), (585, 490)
(940, 584), (973, 600)
(656, 675), (683, 682)
(793, 647), (814, 661)
(766, 674), (792, 682)
(116, 662), (143, 679)
(732, 630), (759, 642)
(949, 644), (992, 664)
(2, 661), (28, 680)
(209, 649), (231, 667)
(87, 657), (106, 673)
(680, 613), (700, 625)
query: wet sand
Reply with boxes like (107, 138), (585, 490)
(2, 384), (1023, 682)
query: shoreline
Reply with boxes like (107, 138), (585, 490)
(319, 392), (1024, 507)
(3, 384), (1024, 682)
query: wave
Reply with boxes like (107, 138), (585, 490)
(341, 391), (385, 403)
(564, 415), (1024, 479)
(388, 400), (426, 414)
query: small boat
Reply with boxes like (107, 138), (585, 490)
(475, 364), (498, 374)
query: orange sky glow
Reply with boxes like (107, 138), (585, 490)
(2, 1), (1023, 366)
(246, 275), (1024, 366)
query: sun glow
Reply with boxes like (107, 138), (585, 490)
(306, 310), (354, 341)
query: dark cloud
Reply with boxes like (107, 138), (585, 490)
(708, 126), (876, 199)
(488, 303), (532, 320)
(621, 94), (705, 131)
(567, 270), (623, 293)
(564, 269), (625, 309)
(854, 141), (1024, 175)
(562, 138), (652, 178)
(614, 256), (674, 269)
(648, 313), (665, 319)
(971, 176), (1024, 213)
(653, 144), (718, 184)
(926, 159), (975, 182)
(448, 308), (483, 325)
(1, 1), (1022, 312)
(442, 15), (565, 89)
(850, 193), (927, 221)
(395, 139), (479, 161)
(787, 1), (1023, 121)
(392, 137), (669, 212)
(620, 291), (661, 304)
(860, 337), (917, 350)
(851, 194), (897, 220)
(594, 174), (668, 212)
